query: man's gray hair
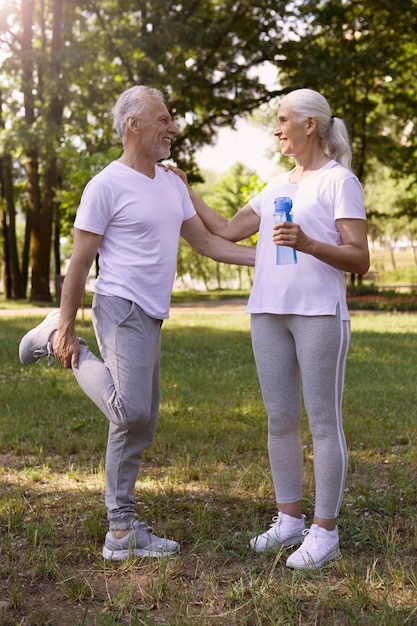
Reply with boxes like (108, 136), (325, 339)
(113, 86), (165, 145)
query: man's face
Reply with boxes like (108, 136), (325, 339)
(137, 97), (179, 161)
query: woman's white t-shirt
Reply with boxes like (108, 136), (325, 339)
(74, 161), (196, 319)
(246, 160), (366, 320)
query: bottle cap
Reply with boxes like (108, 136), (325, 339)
(274, 197), (292, 212)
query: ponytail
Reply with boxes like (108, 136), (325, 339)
(327, 116), (352, 170)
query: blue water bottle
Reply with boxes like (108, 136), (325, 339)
(273, 197), (297, 265)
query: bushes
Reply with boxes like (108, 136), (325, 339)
(348, 287), (417, 311)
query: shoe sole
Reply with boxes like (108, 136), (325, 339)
(19, 310), (60, 364)
(102, 546), (179, 560)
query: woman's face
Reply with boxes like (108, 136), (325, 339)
(273, 102), (310, 159)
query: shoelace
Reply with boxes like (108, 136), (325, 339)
(137, 522), (154, 534)
(269, 515), (280, 528)
(32, 337), (86, 367)
(301, 528), (315, 545)
(300, 528), (332, 553)
(33, 341), (54, 366)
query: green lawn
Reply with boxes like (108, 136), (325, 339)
(0, 309), (416, 625)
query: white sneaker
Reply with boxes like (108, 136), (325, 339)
(249, 512), (305, 552)
(286, 524), (340, 570)
(102, 521), (179, 560)
(18, 309), (61, 365)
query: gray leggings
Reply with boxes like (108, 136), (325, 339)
(72, 294), (162, 529)
(251, 309), (350, 519)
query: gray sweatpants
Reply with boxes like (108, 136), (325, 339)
(251, 309), (350, 520)
(72, 294), (162, 530)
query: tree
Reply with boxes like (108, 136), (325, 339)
(0, 0), (80, 300)
(64, 0), (290, 173)
(3, 0), (417, 300)
(276, 0), (417, 184)
(176, 163), (262, 290)
(0, 91), (25, 298)
(0, 0), (290, 301)
(255, 0), (417, 275)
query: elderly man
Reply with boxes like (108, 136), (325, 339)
(19, 85), (255, 560)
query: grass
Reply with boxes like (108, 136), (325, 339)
(0, 308), (417, 625)
(368, 248), (417, 286)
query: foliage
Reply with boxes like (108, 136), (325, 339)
(348, 291), (417, 311)
(176, 163), (260, 290)
(0, 309), (416, 624)
(0, 0), (288, 301)
(269, 0), (417, 263)
(277, 0), (417, 184)
(2, 0), (417, 303)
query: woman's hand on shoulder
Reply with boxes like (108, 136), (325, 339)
(157, 161), (188, 185)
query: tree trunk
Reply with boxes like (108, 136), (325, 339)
(215, 263), (222, 290)
(27, 153), (52, 301)
(409, 230), (417, 268)
(237, 266), (242, 290)
(20, 0), (50, 300)
(22, 0), (64, 301)
(49, 0), (64, 285)
(389, 243), (396, 271)
(0, 153), (25, 299)
(0, 87), (25, 299)
(21, 212), (30, 298)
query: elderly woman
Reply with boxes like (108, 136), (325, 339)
(173, 88), (370, 569)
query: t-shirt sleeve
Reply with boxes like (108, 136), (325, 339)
(177, 177), (196, 221)
(248, 189), (266, 217)
(74, 179), (113, 235)
(334, 174), (367, 220)
(248, 176), (278, 217)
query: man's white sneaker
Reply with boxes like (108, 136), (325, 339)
(102, 521), (179, 560)
(18, 309), (61, 365)
(249, 512), (305, 552)
(286, 524), (340, 570)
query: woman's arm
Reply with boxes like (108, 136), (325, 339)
(188, 188), (260, 242)
(169, 164), (260, 242)
(273, 218), (370, 275)
(180, 214), (256, 266)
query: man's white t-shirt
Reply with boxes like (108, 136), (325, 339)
(246, 160), (366, 320)
(74, 161), (196, 319)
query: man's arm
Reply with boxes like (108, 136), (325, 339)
(180, 214), (256, 266)
(54, 228), (102, 368)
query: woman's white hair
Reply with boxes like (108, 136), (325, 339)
(281, 88), (352, 170)
(113, 85), (165, 145)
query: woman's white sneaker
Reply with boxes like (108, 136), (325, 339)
(249, 512), (305, 552)
(286, 524), (340, 569)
